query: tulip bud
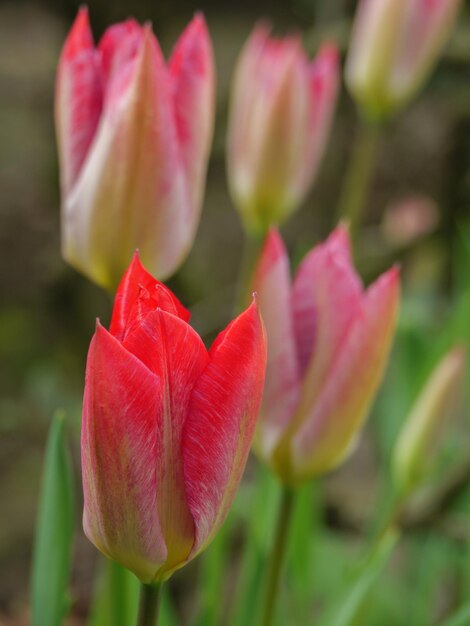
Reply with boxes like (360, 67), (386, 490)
(252, 226), (400, 484)
(82, 254), (267, 582)
(227, 26), (339, 234)
(345, 0), (462, 120)
(392, 345), (466, 495)
(56, 9), (215, 290)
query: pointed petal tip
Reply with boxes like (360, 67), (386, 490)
(265, 228), (287, 260)
(191, 11), (208, 31)
(63, 4), (93, 59)
(255, 229), (288, 284)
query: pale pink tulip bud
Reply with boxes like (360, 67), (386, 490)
(252, 226), (400, 484)
(393, 345), (466, 495)
(346, 0), (462, 119)
(55, 8), (215, 290)
(227, 26), (339, 233)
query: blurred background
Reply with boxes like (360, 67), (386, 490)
(3, 0), (470, 624)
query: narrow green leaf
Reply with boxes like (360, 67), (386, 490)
(31, 411), (75, 626)
(322, 529), (398, 626)
(229, 466), (280, 626)
(194, 514), (234, 626)
(88, 559), (140, 626)
(88, 559), (178, 626)
(440, 603), (470, 626)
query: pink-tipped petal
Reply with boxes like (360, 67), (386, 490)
(55, 7), (103, 195)
(252, 230), (300, 457)
(110, 252), (190, 341)
(292, 225), (362, 379)
(183, 299), (267, 555)
(169, 13), (215, 212)
(122, 309), (209, 577)
(390, 0), (461, 101)
(81, 323), (167, 583)
(302, 43), (339, 189)
(292, 267), (400, 480)
(98, 19), (143, 90)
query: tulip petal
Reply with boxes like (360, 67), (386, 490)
(169, 13), (215, 212)
(82, 323), (167, 583)
(292, 267), (400, 480)
(183, 300), (266, 555)
(252, 230), (300, 458)
(294, 43), (339, 196)
(292, 225), (362, 379)
(122, 309), (208, 577)
(55, 7), (102, 195)
(390, 0), (461, 101)
(110, 252), (190, 341)
(98, 19), (143, 92)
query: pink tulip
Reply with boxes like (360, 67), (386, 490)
(82, 254), (267, 583)
(252, 226), (400, 484)
(56, 8), (215, 290)
(227, 26), (339, 233)
(346, 0), (462, 118)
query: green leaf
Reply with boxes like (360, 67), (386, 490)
(88, 559), (177, 626)
(440, 603), (470, 626)
(193, 514), (234, 626)
(88, 559), (139, 626)
(229, 466), (281, 626)
(31, 411), (75, 626)
(322, 529), (398, 626)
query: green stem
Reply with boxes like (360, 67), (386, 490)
(235, 229), (267, 312)
(137, 583), (162, 626)
(260, 486), (295, 626)
(337, 119), (382, 236)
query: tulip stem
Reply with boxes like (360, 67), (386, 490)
(137, 583), (162, 626)
(260, 485), (295, 626)
(337, 118), (381, 237)
(235, 229), (267, 312)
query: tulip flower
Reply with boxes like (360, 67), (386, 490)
(345, 0), (462, 119)
(56, 8), (215, 290)
(393, 345), (466, 495)
(227, 26), (339, 233)
(252, 226), (400, 484)
(81, 254), (266, 583)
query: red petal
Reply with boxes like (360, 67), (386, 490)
(122, 309), (208, 574)
(169, 13), (215, 210)
(81, 323), (166, 582)
(110, 253), (190, 341)
(55, 7), (103, 194)
(183, 299), (267, 555)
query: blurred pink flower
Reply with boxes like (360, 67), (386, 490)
(252, 226), (400, 483)
(346, 0), (462, 118)
(56, 8), (215, 290)
(227, 26), (339, 233)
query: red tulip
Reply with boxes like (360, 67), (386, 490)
(81, 254), (266, 583)
(56, 8), (215, 290)
(252, 226), (400, 484)
(227, 25), (339, 233)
